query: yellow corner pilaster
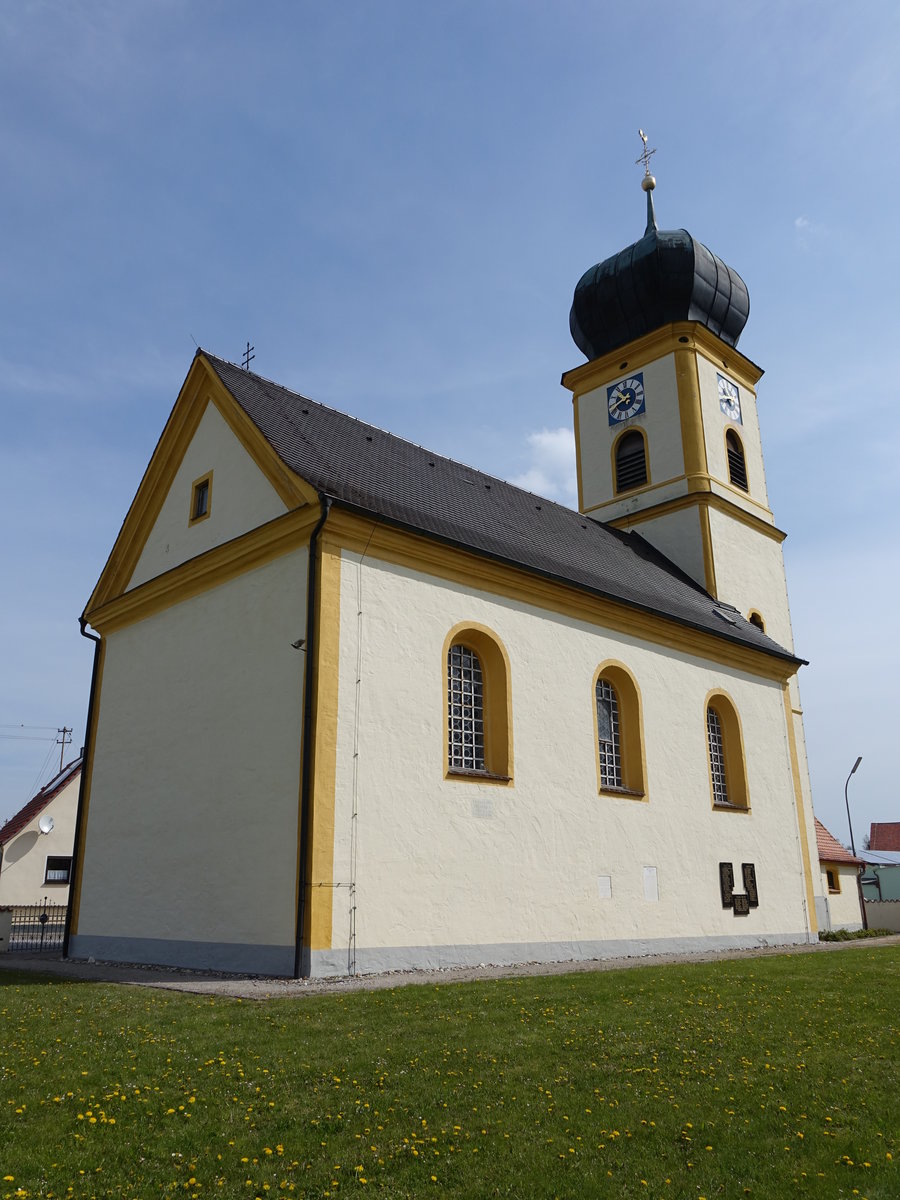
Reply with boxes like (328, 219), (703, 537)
(782, 682), (818, 934)
(306, 539), (342, 952)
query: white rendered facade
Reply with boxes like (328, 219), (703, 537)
(68, 337), (823, 977)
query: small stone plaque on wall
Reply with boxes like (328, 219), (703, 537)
(733, 893), (751, 916)
(742, 863), (759, 907)
(719, 862), (735, 909)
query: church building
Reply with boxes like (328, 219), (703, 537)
(67, 166), (822, 977)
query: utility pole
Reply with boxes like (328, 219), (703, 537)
(56, 727), (72, 773)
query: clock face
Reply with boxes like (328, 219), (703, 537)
(717, 374), (742, 423)
(607, 373), (646, 425)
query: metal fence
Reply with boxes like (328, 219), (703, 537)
(6, 900), (67, 952)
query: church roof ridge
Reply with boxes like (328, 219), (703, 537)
(202, 352), (800, 667)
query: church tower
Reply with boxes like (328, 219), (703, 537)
(562, 141), (794, 654)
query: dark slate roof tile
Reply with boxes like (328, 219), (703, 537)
(204, 353), (799, 664)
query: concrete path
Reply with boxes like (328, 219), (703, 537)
(2, 933), (898, 1000)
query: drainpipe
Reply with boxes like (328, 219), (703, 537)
(293, 495), (332, 979)
(63, 618), (101, 958)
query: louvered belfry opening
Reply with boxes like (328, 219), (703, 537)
(726, 430), (748, 491)
(615, 431), (648, 493)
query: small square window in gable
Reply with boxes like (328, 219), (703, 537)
(190, 471), (213, 525)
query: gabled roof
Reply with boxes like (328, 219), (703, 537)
(203, 352), (800, 666)
(869, 822), (900, 851)
(815, 818), (863, 867)
(0, 757), (82, 846)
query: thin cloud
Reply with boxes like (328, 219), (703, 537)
(510, 427), (577, 506)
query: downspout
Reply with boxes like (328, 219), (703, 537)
(63, 618), (102, 958)
(293, 495), (332, 979)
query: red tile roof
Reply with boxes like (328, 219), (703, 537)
(869, 822), (900, 851)
(815, 818), (863, 866)
(0, 757), (82, 846)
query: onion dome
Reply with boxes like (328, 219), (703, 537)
(570, 177), (750, 362)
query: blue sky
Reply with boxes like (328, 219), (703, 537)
(2, 0), (898, 849)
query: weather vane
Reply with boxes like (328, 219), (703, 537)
(635, 129), (656, 184)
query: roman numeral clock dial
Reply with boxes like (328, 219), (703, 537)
(607, 373), (646, 424)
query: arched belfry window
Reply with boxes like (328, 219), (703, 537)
(593, 663), (646, 799)
(706, 693), (749, 811)
(726, 430), (748, 491)
(448, 644), (485, 772)
(614, 430), (648, 493)
(444, 624), (513, 782)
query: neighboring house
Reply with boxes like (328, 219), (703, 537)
(0, 757), (82, 907)
(68, 177), (823, 977)
(858, 850), (900, 933)
(814, 818), (864, 931)
(868, 823), (900, 851)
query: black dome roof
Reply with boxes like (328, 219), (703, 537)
(569, 195), (750, 362)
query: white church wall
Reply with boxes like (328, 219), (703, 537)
(695, 354), (771, 515)
(316, 550), (813, 976)
(128, 400), (288, 591)
(71, 546), (309, 974)
(706, 508), (794, 649)
(577, 353), (684, 514)
(617, 506), (707, 590)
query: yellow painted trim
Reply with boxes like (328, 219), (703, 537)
(86, 506), (324, 634)
(442, 621), (514, 784)
(698, 504), (718, 598)
(610, 426), (651, 496)
(204, 368), (319, 511)
(704, 689), (750, 812)
(675, 346), (709, 483)
(322, 509), (798, 682)
(561, 321), (764, 397)
(592, 660), (647, 800)
(86, 353), (315, 614)
(781, 682), (818, 932)
(573, 393), (585, 513)
(603, 490), (785, 542)
(67, 638), (107, 937)
(305, 542), (341, 951)
(189, 469), (213, 526)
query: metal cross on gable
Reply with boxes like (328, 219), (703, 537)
(635, 128), (656, 177)
(242, 341), (255, 371)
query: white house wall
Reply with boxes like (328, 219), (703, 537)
(314, 550), (814, 976)
(71, 547), (309, 974)
(0, 776), (80, 907)
(819, 864), (864, 931)
(128, 400), (288, 591)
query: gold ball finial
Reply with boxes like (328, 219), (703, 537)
(641, 173), (656, 192)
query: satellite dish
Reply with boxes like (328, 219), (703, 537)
(38, 814), (54, 835)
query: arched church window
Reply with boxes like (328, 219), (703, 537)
(593, 663), (646, 798)
(444, 624), (513, 782)
(448, 643), (485, 772)
(614, 430), (648, 493)
(595, 677), (621, 789)
(706, 693), (749, 811)
(726, 430), (748, 491)
(748, 610), (765, 632)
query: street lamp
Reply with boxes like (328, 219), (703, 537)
(844, 755), (863, 856)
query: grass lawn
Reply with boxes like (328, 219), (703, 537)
(1, 947), (898, 1199)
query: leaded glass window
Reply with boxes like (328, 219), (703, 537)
(448, 644), (485, 771)
(707, 706), (729, 805)
(596, 677), (622, 789)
